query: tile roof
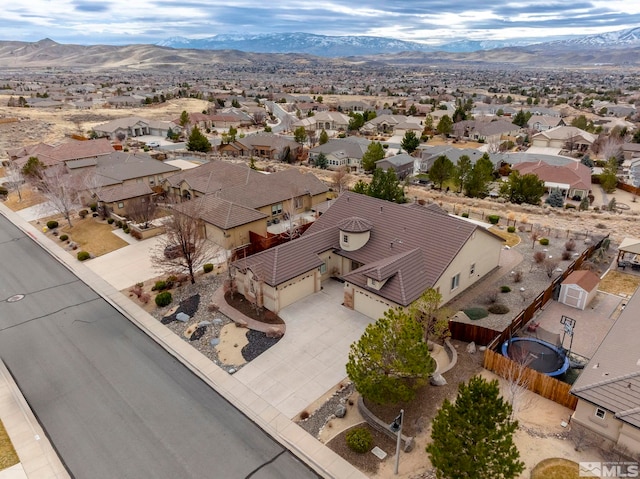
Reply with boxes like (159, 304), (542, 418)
(534, 125), (597, 143)
(181, 194), (267, 229)
(97, 182), (154, 202)
(10, 138), (114, 168)
(94, 151), (180, 183)
(234, 192), (493, 306)
(571, 289), (640, 428)
(513, 160), (591, 191)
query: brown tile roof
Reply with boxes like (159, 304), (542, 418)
(10, 138), (114, 168)
(513, 160), (592, 191)
(337, 217), (373, 233)
(235, 192), (493, 306)
(186, 194), (267, 229)
(163, 161), (259, 194)
(97, 182), (154, 202)
(571, 289), (640, 428)
(561, 270), (599, 292)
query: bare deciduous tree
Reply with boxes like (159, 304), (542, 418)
(503, 349), (533, 421)
(4, 161), (24, 202)
(152, 198), (219, 284)
(252, 110), (266, 126)
(543, 257), (561, 278)
(408, 288), (452, 343)
(280, 197), (303, 241)
(39, 165), (82, 227)
(333, 166), (351, 194)
(127, 196), (157, 228)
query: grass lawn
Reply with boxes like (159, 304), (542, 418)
(599, 270), (640, 296)
(3, 188), (46, 211)
(59, 218), (128, 257)
(530, 458), (581, 478)
(0, 420), (19, 471)
(489, 226), (521, 247)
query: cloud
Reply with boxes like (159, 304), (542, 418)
(2, 1), (638, 45)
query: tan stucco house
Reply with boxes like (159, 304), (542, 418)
(570, 288), (640, 456)
(512, 160), (592, 199)
(231, 192), (504, 320)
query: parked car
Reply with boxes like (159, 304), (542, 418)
(147, 141), (160, 148)
(163, 242), (193, 259)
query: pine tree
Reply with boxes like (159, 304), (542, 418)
(319, 129), (329, 145)
(401, 131), (420, 154)
(361, 142), (385, 172)
(427, 376), (524, 479)
(186, 126), (212, 153)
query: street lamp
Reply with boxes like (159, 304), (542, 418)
(389, 409), (404, 475)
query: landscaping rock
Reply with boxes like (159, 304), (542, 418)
(265, 326), (284, 338)
(430, 373), (447, 386)
(335, 404), (347, 418)
(210, 338), (220, 346)
(212, 318), (224, 325)
(466, 341), (476, 354)
(176, 312), (190, 322)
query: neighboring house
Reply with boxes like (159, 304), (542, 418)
(231, 192), (504, 319)
(6, 138), (115, 169)
(309, 137), (371, 171)
(306, 111), (350, 132)
(623, 157), (640, 188)
(419, 146), (499, 173)
(162, 161), (330, 250)
(93, 116), (176, 140)
(338, 100), (372, 113)
(375, 154), (415, 179)
(362, 114), (409, 135)
(512, 160), (592, 199)
(558, 270), (600, 310)
(531, 126), (596, 152)
(527, 115), (565, 132)
(570, 288), (640, 456)
(95, 182), (156, 217)
(453, 119), (521, 144)
(218, 133), (302, 160)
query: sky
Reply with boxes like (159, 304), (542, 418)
(3, 1), (640, 46)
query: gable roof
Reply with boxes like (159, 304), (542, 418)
(533, 125), (597, 144)
(179, 194), (267, 229)
(571, 289), (640, 428)
(310, 137), (371, 159)
(561, 270), (599, 292)
(9, 138), (114, 168)
(96, 182), (154, 203)
(513, 160), (591, 191)
(234, 192), (501, 306)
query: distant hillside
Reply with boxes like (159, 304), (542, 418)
(0, 37), (639, 71)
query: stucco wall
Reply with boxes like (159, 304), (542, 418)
(572, 400), (621, 443)
(348, 283), (399, 320)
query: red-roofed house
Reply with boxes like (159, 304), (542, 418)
(512, 160), (592, 199)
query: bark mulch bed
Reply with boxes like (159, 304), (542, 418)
(224, 291), (284, 325)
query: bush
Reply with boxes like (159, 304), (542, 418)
(77, 251), (90, 261)
(539, 238), (549, 246)
(464, 307), (489, 320)
(513, 271), (523, 283)
(500, 285), (511, 293)
(488, 303), (510, 314)
(461, 212), (469, 218)
(0, 186), (8, 196)
(203, 263), (214, 273)
(562, 250), (572, 260)
(155, 291), (173, 307)
(46, 220), (59, 229)
(107, 218), (115, 224)
(564, 203), (576, 209)
(152, 280), (167, 291)
(123, 227), (130, 234)
(345, 427), (373, 454)
(89, 203), (98, 212)
(565, 239), (576, 251)
(59, 234), (69, 241)
(487, 214), (500, 225)
(484, 289), (499, 304)
(79, 209), (88, 218)
(507, 226), (516, 233)
(534, 251), (546, 263)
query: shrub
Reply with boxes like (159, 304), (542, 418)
(139, 292), (151, 304)
(107, 218), (115, 224)
(46, 220), (59, 229)
(461, 212), (469, 218)
(129, 284), (143, 298)
(77, 251), (90, 261)
(517, 225), (526, 232)
(155, 291), (172, 307)
(203, 263), (214, 273)
(487, 214), (500, 225)
(59, 234), (69, 241)
(123, 227), (130, 234)
(0, 186), (7, 196)
(299, 410), (310, 420)
(464, 307), (489, 320)
(562, 250), (572, 260)
(564, 203), (576, 209)
(539, 238), (549, 246)
(488, 303), (510, 314)
(513, 271), (523, 283)
(79, 209), (89, 218)
(500, 285), (511, 293)
(89, 203), (98, 212)
(507, 226), (516, 233)
(484, 289), (499, 304)
(152, 280), (167, 291)
(534, 251), (546, 263)
(345, 427), (373, 454)
(565, 239), (576, 251)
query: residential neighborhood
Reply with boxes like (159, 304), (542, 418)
(2, 43), (640, 479)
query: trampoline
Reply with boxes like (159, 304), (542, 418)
(501, 337), (570, 377)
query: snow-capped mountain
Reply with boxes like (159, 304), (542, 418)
(546, 27), (640, 49)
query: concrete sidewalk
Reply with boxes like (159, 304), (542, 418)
(0, 203), (368, 479)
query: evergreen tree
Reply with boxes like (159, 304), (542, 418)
(512, 109), (528, 127)
(453, 155), (472, 193)
(315, 152), (328, 169)
(368, 168), (405, 203)
(464, 154), (494, 198)
(21, 156), (45, 181)
(401, 131), (420, 155)
(319, 129), (329, 145)
(346, 307), (435, 405)
(348, 112), (365, 131)
(600, 157), (618, 193)
(361, 142), (385, 173)
(186, 126), (212, 153)
(293, 126), (308, 145)
(427, 376), (524, 479)
(499, 171), (545, 205)
(580, 155), (594, 169)
(428, 155), (454, 190)
(545, 189), (564, 208)
(436, 115), (453, 136)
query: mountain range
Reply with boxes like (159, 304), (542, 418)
(157, 27), (640, 56)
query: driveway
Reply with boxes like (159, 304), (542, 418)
(233, 279), (375, 419)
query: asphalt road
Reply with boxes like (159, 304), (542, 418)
(0, 214), (319, 479)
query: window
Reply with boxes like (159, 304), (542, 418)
(343, 234), (349, 243)
(118, 202), (124, 209)
(271, 203), (282, 215)
(294, 196), (303, 209)
(320, 263), (327, 274)
(595, 408), (606, 419)
(470, 263), (476, 276)
(451, 273), (460, 291)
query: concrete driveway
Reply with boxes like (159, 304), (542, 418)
(233, 279), (375, 419)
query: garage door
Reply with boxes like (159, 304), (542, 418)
(278, 274), (316, 310)
(563, 286), (582, 308)
(353, 290), (390, 320)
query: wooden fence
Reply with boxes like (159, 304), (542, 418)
(484, 349), (578, 409)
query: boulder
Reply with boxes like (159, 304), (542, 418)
(466, 341), (476, 354)
(430, 373), (447, 386)
(210, 338), (220, 346)
(266, 327), (284, 338)
(335, 405), (347, 418)
(176, 312), (190, 322)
